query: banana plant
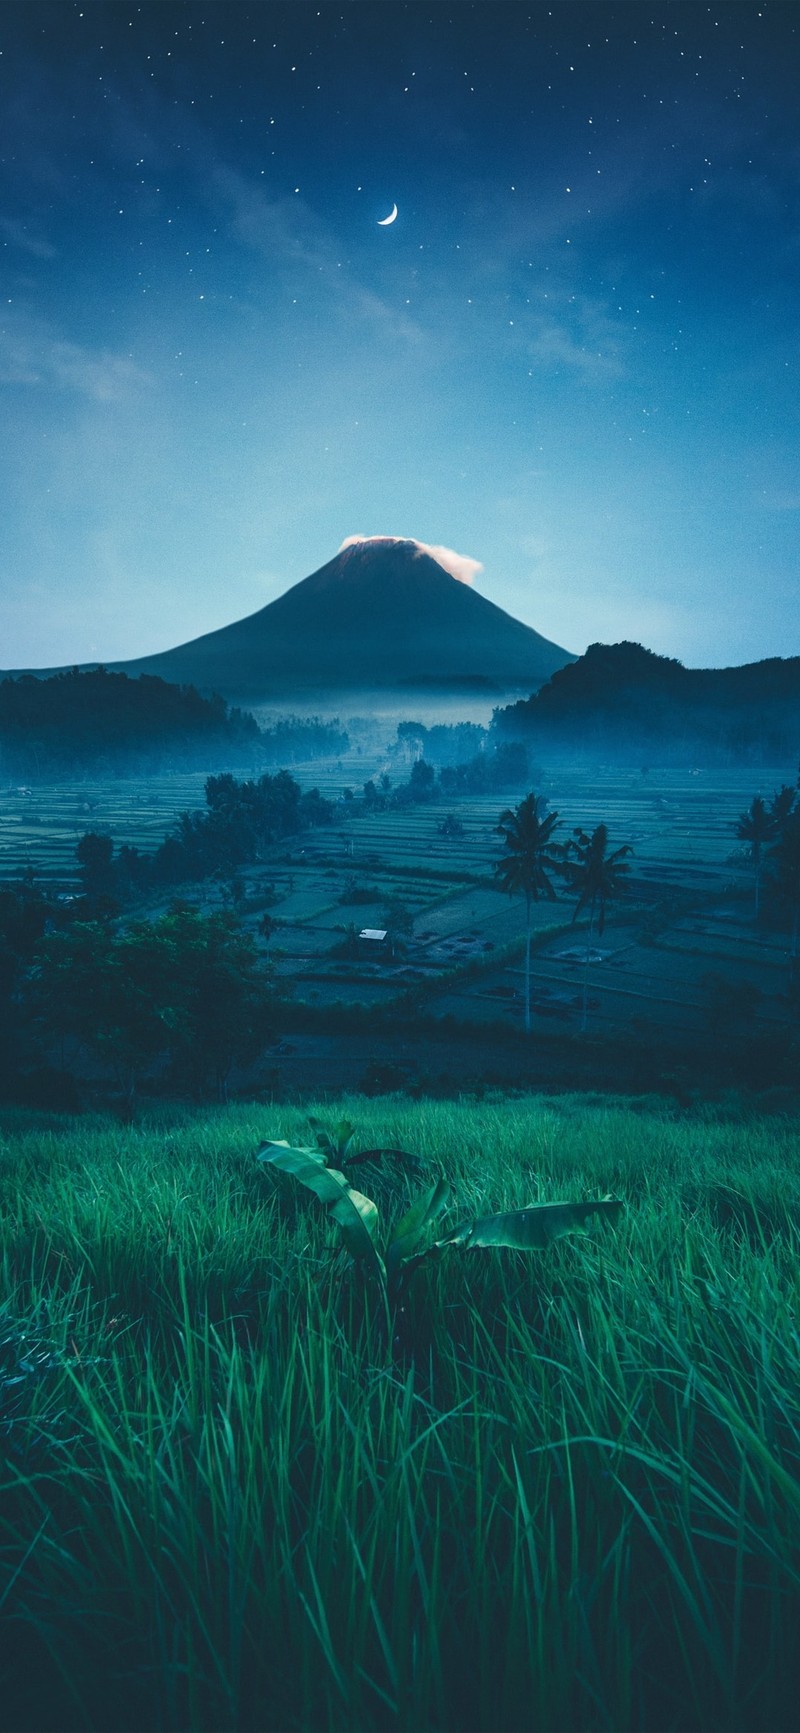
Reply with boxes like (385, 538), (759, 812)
(307, 1115), (424, 1181)
(257, 1137), (623, 1303)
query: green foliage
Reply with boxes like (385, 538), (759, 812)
(736, 783), (800, 938)
(380, 896), (415, 938)
(257, 1139), (385, 1280)
(256, 1123), (622, 1304)
(307, 1114), (361, 1165)
(337, 875), (380, 904)
(438, 811), (464, 836)
(736, 795), (777, 917)
(559, 821), (633, 1031)
(0, 675), (349, 782)
(33, 905), (278, 1097)
(385, 1173), (453, 1279)
(766, 806), (800, 991)
(71, 768), (334, 898)
(396, 719), (487, 764)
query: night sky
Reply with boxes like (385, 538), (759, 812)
(2, 1), (798, 672)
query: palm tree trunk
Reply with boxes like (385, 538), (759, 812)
(524, 894), (531, 1034)
(582, 905), (595, 1034)
(754, 846), (761, 920)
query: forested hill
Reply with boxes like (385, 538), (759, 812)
(492, 642), (800, 765)
(0, 668), (266, 778)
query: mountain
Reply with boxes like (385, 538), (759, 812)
(11, 538), (570, 703)
(493, 640), (800, 766)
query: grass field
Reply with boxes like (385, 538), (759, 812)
(2, 1093), (800, 1731)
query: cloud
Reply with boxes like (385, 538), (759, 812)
(523, 289), (625, 381)
(0, 310), (151, 401)
(527, 316), (621, 379)
(420, 542), (483, 586)
(338, 534), (483, 586)
(210, 165), (424, 346)
(0, 215), (57, 259)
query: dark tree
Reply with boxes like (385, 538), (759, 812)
(34, 906), (279, 1102)
(76, 832), (116, 897)
(768, 809), (800, 995)
(409, 759), (435, 800)
(559, 822), (633, 1031)
(735, 796), (777, 919)
(494, 793), (561, 1034)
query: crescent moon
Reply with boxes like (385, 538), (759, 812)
(377, 204), (398, 226)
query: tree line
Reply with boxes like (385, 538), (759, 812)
(360, 740), (532, 810)
(0, 668), (348, 778)
(77, 769), (334, 899)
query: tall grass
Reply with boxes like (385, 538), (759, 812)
(2, 1095), (800, 1731)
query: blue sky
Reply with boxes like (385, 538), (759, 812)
(1, 1), (799, 671)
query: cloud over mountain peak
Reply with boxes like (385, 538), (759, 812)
(338, 534), (482, 587)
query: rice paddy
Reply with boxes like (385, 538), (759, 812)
(3, 758), (796, 1071)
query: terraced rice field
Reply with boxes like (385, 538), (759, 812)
(3, 756), (795, 1049)
(0, 748), (375, 884)
(0, 772), (213, 883)
(284, 764), (796, 1039)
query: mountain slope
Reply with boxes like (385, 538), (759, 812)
(493, 640), (800, 765)
(103, 538), (573, 700)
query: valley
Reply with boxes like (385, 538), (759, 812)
(4, 753), (796, 1100)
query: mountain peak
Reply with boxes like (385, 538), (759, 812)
(336, 535), (482, 588)
(6, 540), (575, 702)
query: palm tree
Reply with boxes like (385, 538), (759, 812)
(494, 793), (561, 1033)
(735, 795), (777, 920)
(770, 785), (797, 830)
(767, 808), (800, 996)
(560, 823), (633, 1032)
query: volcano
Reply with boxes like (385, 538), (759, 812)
(4, 539), (574, 702)
(104, 538), (572, 701)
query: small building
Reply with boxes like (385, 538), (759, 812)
(357, 927), (394, 960)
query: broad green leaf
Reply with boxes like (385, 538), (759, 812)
(437, 1196), (623, 1252)
(262, 1137), (328, 1168)
(256, 1140), (385, 1279)
(308, 1116), (359, 1162)
(387, 1174), (453, 1278)
(345, 1146), (425, 1180)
